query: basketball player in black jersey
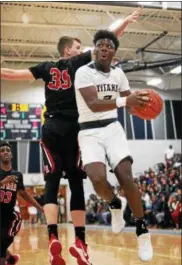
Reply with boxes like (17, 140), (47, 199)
(1, 8), (143, 265)
(0, 142), (43, 265)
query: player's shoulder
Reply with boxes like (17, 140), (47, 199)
(112, 65), (125, 74)
(33, 61), (57, 72)
(43, 61), (59, 69)
(56, 58), (72, 67)
(10, 169), (23, 178)
(75, 61), (95, 74)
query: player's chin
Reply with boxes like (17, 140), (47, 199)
(99, 57), (110, 64)
(2, 157), (11, 161)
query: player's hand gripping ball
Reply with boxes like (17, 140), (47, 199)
(132, 89), (163, 120)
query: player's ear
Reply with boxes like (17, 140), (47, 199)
(65, 46), (71, 57)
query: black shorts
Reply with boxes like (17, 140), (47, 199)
(41, 118), (86, 180)
(0, 211), (22, 257)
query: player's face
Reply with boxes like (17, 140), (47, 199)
(95, 39), (116, 65)
(0, 146), (12, 162)
(69, 40), (82, 57)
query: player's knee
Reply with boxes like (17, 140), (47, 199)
(115, 158), (134, 189)
(44, 175), (60, 205)
(89, 174), (106, 186)
(69, 178), (85, 211)
(85, 163), (106, 185)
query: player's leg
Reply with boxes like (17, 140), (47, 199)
(5, 211), (22, 265)
(60, 123), (92, 265)
(41, 125), (66, 265)
(0, 240), (7, 265)
(78, 130), (122, 230)
(107, 122), (153, 262)
(0, 237), (15, 265)
(5, 250), (20, 265)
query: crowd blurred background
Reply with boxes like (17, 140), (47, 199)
(85, 145), (182, 229)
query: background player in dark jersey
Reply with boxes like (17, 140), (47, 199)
(0, 142), (43, 265)
(1, 8), (143, 265)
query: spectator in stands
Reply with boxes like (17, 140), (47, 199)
(170, 196), (181, 229)
(141, 191), (152, 210)
(99, 201), (111, 225)
(58, 194), (65, 223)
(28, 205), (38, 225)
(85, 199), (95, 224)
(36, 191), (45, 224)
(116, 186), (127, 214)
(86, 194), (98, 224)
(165, 145), (175, 168)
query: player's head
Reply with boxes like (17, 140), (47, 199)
(93, 30), (119, 66)
(0, 141), (12, 163)
(57, 36), (82, 58)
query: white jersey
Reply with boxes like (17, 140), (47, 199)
(75, 62), (130, 123)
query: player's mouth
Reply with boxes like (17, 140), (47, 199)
(100, 53), (108, 59)
(3, 155), (10, 159)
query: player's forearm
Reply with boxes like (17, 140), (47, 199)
(113, 20), (129, 38)
(88, 99), (117, 112)
(1, 68), (18, 80)
(1, 68), (34, 81)
(19, 191), (43, 212)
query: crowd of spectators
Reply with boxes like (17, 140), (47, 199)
(86, 146), (182, 229)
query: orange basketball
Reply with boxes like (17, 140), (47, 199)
(132, 89), (163, 120)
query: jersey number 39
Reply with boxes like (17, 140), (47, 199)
(48, 68), (71, 90)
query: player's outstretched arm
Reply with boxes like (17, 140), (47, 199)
(1, 68), (35, 81)
(18, 190), (44, 212)
(87, 7), (143, 60)
(113, 7), (143, 38)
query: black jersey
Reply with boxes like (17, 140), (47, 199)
(0, 168), (25, 218)
(29, 51), (92, 121)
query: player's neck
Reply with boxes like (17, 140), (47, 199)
(95, 61), (110, 73)
(60, 54), (71, 60)
(0, 162), (12, 171)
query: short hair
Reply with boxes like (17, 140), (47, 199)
(57, 36), (81, 56)
(93, 30), (119, 50)
(0, 141), (12, 150)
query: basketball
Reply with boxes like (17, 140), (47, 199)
(132, 89), (163, 120)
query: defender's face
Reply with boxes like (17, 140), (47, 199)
(69, 40), (82, 57)
(95, 38), (116, 65)
(0, 146), (12, 162)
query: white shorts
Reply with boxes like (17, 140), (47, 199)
(78, 121), (131, 170)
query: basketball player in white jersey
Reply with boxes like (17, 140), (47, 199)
(75, 30), (153, 262)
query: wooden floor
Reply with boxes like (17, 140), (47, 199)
(9, 224), (181, 265)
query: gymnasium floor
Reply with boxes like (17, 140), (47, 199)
(9, 224), (181, 265)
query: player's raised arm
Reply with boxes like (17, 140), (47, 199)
(1, 68), (35, 81)
(112, 7), (143, 38)
(87, 7), (143, 60)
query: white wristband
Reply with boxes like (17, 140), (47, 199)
(116, 97), (127, 108)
